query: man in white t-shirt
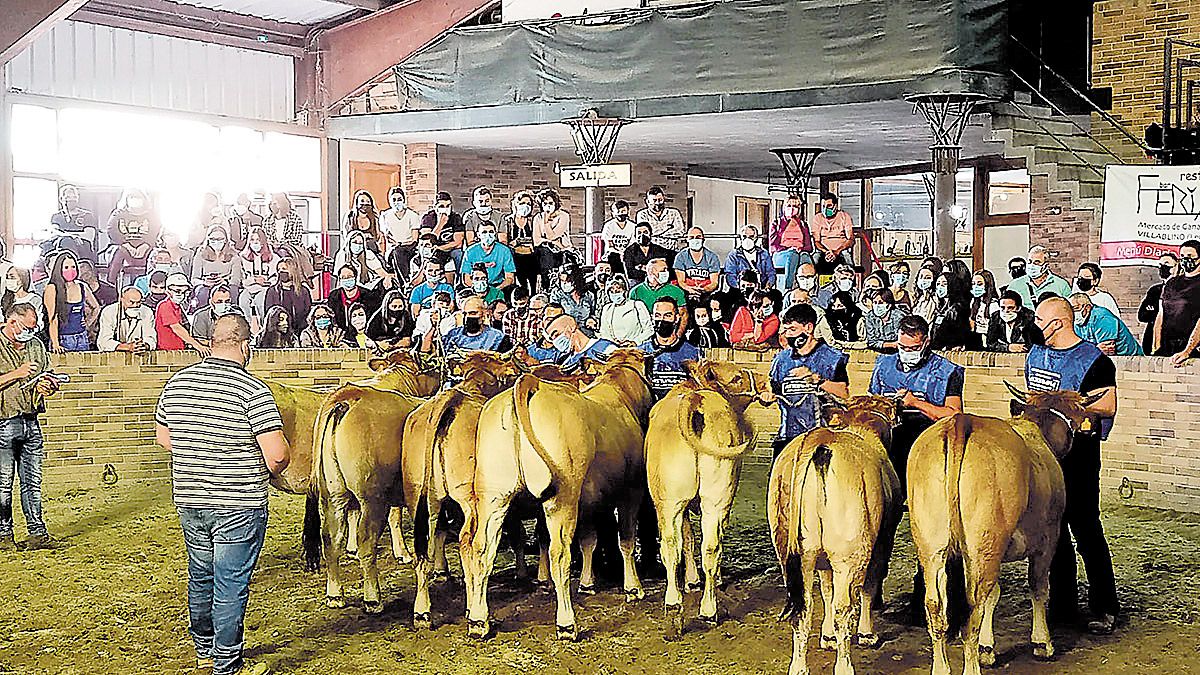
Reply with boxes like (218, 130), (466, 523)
(380, 187), (422, 279)
(601, 200), (637, 274)
(635, 186), (686, 251)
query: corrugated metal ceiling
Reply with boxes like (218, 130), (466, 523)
(165, 0), (359, 24)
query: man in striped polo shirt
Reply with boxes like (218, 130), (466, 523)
(155, 314), (290, 675)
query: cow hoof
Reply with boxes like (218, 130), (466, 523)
(1032, 642), (1055, 661)
(535, 580), (553, 594)
(432, 571), (451, 584)
(699, 613), (718, 628)
(396, 554), (414, 565)
(625, 588), (645, 603)
(556, 624), (578, 641)
(578, 583), (596, 596)
(820, 635), (837, 651)
(363, 600), (384, 615)
(979, 645), (996, 666)
(468, 620), (492, 640)
(663, 605), (684, 642)
(685, 581), (703, 593)
(413, 613), (432, 631)
(325, 596), (346, 609)
(856, 633), (882, 649)
(345, 550), (359, 562)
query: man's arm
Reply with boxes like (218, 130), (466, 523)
(256, 429), (290, 477)
(170, 323), (210, 355)
(155, 423), (171, 452)
(904, 393), (964, 421)
(700, 271), (719, 293)
(97, 307), (119, 352)
(1084, 386), (1117, 418)
(1173, 316), (1200, 366)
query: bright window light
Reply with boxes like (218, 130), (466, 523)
(261, 132), (320, 193)
(11, 104), (58, 175)
(12, 177), (60, 242)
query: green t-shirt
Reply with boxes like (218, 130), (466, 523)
(630, 282), (687, 313)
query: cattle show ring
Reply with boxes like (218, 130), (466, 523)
(2, 345), (1200, 675)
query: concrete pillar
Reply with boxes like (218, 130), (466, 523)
(931, 145), (961, 260)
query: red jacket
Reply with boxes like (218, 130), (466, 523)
(769, 215), (812, 255)
(729, 306), (780, 345)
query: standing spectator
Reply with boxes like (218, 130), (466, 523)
(673, 226), (721, 302)
(422, 192), (465, 268)
(380, 187), (421, 263)
(191, 285), (237, 344)
(911, 265), (940, 324)
(155, 313), (290, 675)
(969, 270), (1001, 350)
(985, 290), (1042, 353)
(299, 305), (346, 349)
(43, 252), (99, 353)
(238, 227), (278, 333)
(729, 290), (780, 348)
(263, 257), (312, 334)
(533, 189), (573, 290)
(726, 224), (776, 291)
(366, 290), (415, 351)
(502, 191), (539, 294)
(159, 230), (194, 279)
(1074, 262), (1121, 319)
(636, 186), (686, 251)
(1012, 245), (1072, 307)
(143, 272), (169, 310)
(622, 222), (674, 286)
(630, 259), (686, 314)
(335, 230), (391, 290)
(1070, 293), (1142, 356)
(825, 290), (865, 348)
(0, 303), (61, 550)
(462, 186), (498, 246)
(255, 306), (299, 349)
(549, 265), (595, 330)
(191, 225), (240, 310)
(1155, 239), (1200, 365)
(599, 274), (652, 347)
(816, 263), (857, 308)
(930, 270), (973, 351)
(685, 304), (730, 348)
(78, 258), (117, 308)
(106, 188), (161, 250)
(50, 184), (99, 259)
(328, 265), (382, 334)
(1138, 253), (1178, 354)
(97, 286), (156, 352)
(156, 274), (209, 354)
(263, 193), (304, 248)
(226, 194), (263, 252)
(862, 287), (905, 352)
(811, 192), (855, 274)
(343, 190), (384, 255)
(462, 221), (516, 293)
(344, 304), (375, 350)
(501, 287), (541, 347)
(3, 266), (47, 344)
(769, 193), (813, 292)
(601, 201), (637, 275)
(890, 261), (913, 310)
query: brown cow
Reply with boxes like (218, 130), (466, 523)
(644, 360), (766, 640)
(463, 348), (652, 640)
(908, 384), (1102, 675)
(768, 395), (902, 675)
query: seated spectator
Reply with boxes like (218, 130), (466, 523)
(599, 274), (653, 347)
(461, 263), (503, 306)
(985, 290), (1043, 353)
(412, 291), (457, 353)
(43, 251), (99, 352)
(769, 193), (813, 292)
(503, 190), (538, 294)
(409, 256), (456, 317)
(158, 229), (193, 278)
(423, 191), (466, 268)
(824, 290), (864, 348)
(190, 224), (240, 309)
(346, 303), (374, 349)
(861, 287), (905, 352)
(155, 273), (208, 353)
(461, 222), (515, 292)
(601, 200), (636, 276)
(588, 261), (614, 308)
(143, 271), (169, 310)
(336, 229), (393, 290)
(686, 303), (730, 348)
(723, 269), (760, 316)
(862, 271), (888, 294)
(1070, 292), (1142, 356)
(489, 298), (509, 330)
(930, 270), (973, 351)
(817, 263), (857, 308)
(729, 290), (780, 348)
(367, 289), (415, 351)
(911, 264), (939, 324)
(1074, 262), (1121, 319)
(78, 258), (117, 307)
(239, 226), (278, 332)
(630, 259), (686, 314)
(970, 270), (1001, 350)
(781, 261), (838, 347)
(622, 222), (674, 286)
(97, 286), (156, 352)
(811, 192), (855, 275)
(134, 247), (181, 295)
(299, 305), (346, 349)
(502, 287), (542, 347)
(549, 265), (596, 331)
(890, 261), (913, 310)
(329, 264), (382, 333)
(673, 226), (721, 302)
(401, 235), (457, 289)
(343, 189), (385, 255)
(192, 285), (238, 343)
(708, 293), (731, 332)
(256, 305), (300, 348)
(438, 296), (510, 354)
(263, 257), (312, 334)
(532, 189), (573, 290)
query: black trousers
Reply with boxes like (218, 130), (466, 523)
(1050, 434), (1120, 619)
(890, 415), (934, 496)
(513, 251), (539, 295)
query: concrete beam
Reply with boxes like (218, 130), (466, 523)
(0, 0), (89, 65)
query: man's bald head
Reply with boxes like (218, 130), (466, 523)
(1068, 292), (1093, 323)
(212, 313), (251, 348)
(1037, 295), (1074, 322)
(461, 296), (486, 315)
(545, 314), (578, 342)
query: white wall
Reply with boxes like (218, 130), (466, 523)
(502, 0), (640, 21)
(688, 175), (776, 258)
(983, 224), (1030, 286)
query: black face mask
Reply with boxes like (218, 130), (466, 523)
(637, 234), (651, 246)
(1009, 266), (1026, 280)
(357, 204), (370, 213)
(654, 319), (675, 339)
(463, 316), (482, 334)
(616, 214), (629, 222)
(595, 274), (609, 286)
(1076, 278), (1094, 292)
(279, 273), (291, 285)
(1160, 265), (1174, 280)
(491, 319), (504, 330)
(787, 333), (809, 350)
(513, 304), (528, 315)
(1182, 258), (1200, 274)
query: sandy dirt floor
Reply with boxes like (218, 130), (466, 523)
(1, 464), (1199, 675)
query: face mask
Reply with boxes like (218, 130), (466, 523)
(935, 284), (948, 299)
(314, 317), (333, 330)
(783, 206), (798, 219)
(893, 273), (909, 286)
(5, 279), (20, 292)
(388, 305), (405, 317)
(916, 277), (933, 291)
(1000, 310), (1018, 323)
(475, 205), (492, 217)
(425, 274), (441, 287)
(1181, 258), (1199, 274)
(796, 276), (816, 291)
(340, 278), (356, 291)
(124, 308), (141, 319)
(615, 213), (629, 223)
(357, 204), (371, 214)
(552, 334), (572, 352)
(711, 309), (722, 322)
(759, 306), (774, 319)
(688, 238), (704, 251)
(514, 304), (529, 315)
(595, 273), (610, 286)
(169, 291), (187, 305)
(637, 234), (652, 246)
(127, 198), (145, 210)
(250, 241), (265, 254)
(970, 284), (985, 298)
(655, 271), (670, 285)
(1076, 278), (1093, 292)
(209, 239), (226, 252)
(351, 316), (367, 330)
(153, 263), (172, 274)
(785, 334), (807, 351)
(350, 242), (365, 255)
(651, 202), (665, 212)
(872, 303), (890, 318)
(542, 203), (556, 214)
(824, 207), (836, 218)
(898, 347), (924, 368)
(561, 282), (575, 294)
(14, 328), (37, 343)
(1010, 267), (1026, 280)
(1160, 265), (1175, 280)
(479, 232), (497, 246)
(654, 319), (675, 339)
(516, 204), (532, 218)
(608, 292), (626, 305)
(1041, 318), (1061, 341)
(419, 246), (434, 260)
(278, 272), (292, 285)
(463, 316), (482, 334)
(148, 292), (166, 304)
(740, 238), (756, 251)
(695, 314), (710, 326)
(63, 268), (79, 283)
(1074, 312), (1089, 327)
(837, 278), (853, 292)
(740, 285), (755, 295)
(212, 302), (231, 316)
(1027, 263), (1045, 278)
(391, 200), (406, 211)
(436, 206), (451, 216)
(472, 279), (488, 294)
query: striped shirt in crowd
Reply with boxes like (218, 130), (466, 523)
(155, 357), (284, 509)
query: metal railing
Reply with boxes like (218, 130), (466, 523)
(1007, 69), (1118, 176)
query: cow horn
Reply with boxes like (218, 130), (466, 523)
(1003, 380), (1029, 404)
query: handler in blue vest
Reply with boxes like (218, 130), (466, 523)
(765, 303), (849, 457)
(1029, 296), (1120, 635)
(638, 296), (701, 400)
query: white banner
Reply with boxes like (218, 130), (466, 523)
(1100, 164), (1200, 266)
(558, 163), (632, 188)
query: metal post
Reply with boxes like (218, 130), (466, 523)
(584, 185), (604, 263)
(932, 146), (960, 260)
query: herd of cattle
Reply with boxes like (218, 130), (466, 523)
(262, 349), (1100, 675)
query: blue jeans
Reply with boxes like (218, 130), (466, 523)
(60, 331), (90, 352)
(0, 415), (46, 539)
(178, 507), (268, 675)
(773, 249), (814, 292)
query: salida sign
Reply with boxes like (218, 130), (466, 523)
(559, 163), (632, 188)
(1101, 165), (1200, 265)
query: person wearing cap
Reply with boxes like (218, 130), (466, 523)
(816, 263), (857, 309)
(725, 224), (776, 291)
(156, 273), (210, 354)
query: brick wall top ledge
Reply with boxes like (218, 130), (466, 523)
(49, 348), (374, 372)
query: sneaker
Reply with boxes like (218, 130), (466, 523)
(1087, 613), (1117, 635)
(24, 533), (53, 550)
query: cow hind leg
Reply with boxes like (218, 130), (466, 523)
(832, 566), (863, 675)
(1029, 551), (1055, 661)
(465, 494), (513, 639)
(535, 513), (551, 587)
(856, 576), (881, 648)
(357, 502), (390, 615)
(389, 506), (413, 564)
(976, 581), (1001, 669)
(697, 491), (735, 625)
(659, 499), (689, 641)
(818, 567), (836, 650)
(578, 524), (599, 596)
(345, 507), (360, 559)
(412, 497), (439, 630)
(544, 498), (582, 641)
(322, 495), (351, 608)
(787, 553), (819, 675)
(617, 494), (644, 602)
(505, 514), (529, 580)
(682, 513), (701, 592)
(922, 552), (953, 675)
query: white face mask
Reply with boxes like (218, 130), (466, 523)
(1000, 310), (1018, 323)
(796, 276), (816, 291)
(5, 279), (20, 292)
(542, 203), (556, 214)
(475, 203), (492, 216)
(124, 307), (141, 319)
(351, 316), (367, 330)
(436, 206), (451, 216)
(209, 239), (227, 251)
(837, 278), (854, 292)
(740, 238), (756, 251)
(608, 292), (626, 305)
(656, 270), (670, 285)
(515, 203), (532, 218)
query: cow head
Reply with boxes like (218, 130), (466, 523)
(684, 360), (763, 405)
(1005, 381), (1105, 459)
(602, 348), (655, 377)
(822, 394), (900, 448)
(454, 350), (518, 397)
(367, 349), (441, 396)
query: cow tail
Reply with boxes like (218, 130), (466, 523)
(678, 390), (754, 460)
(416, 390), (465, 557)
(513, 374), (561, 480)
(945, 414), (972, 552)
(303, 400), (350, 571)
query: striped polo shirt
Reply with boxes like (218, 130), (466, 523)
(155, 357), (284, 509)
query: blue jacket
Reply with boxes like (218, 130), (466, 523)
(869, 352), (962, 407)
(561, 338), (617, 369)
(723, 247), (777, 289)
(770, 342), (847, 440)
(526, 342), (562, 363)
(443, 326), (507, 353)
(638, 338), (702, 400)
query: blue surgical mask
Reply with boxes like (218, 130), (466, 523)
(314, 317), (333, 330)
(212, 302), (231, 316)
(479, 232), (497, 246)
(350, 242), (365, 255)
(916, 277), (933, 291)
(14, 328), (36, 343)
(688, 238), (704, 251)
(935, 284), (948, 299)
(552, 334), (572, 352)
(340, 278), (356, 291)
(472, 279), (488, 293)
(893, 273), (909, 286)
(872, 303), (889, 318)
(1027, 263), (1045, 278)
(970, 284), (985, 298)
(1074, 311), (1088, 327)
(608, 292), (626, 305)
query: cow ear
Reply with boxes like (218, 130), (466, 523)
(1009, 399), (1027, 417)
(368, 358), (387, 371)
(822, 405), (844, 426)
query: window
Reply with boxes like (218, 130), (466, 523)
(988, 169), (1031, 215)
(11, 104), (58, 175)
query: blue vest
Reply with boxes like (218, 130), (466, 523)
(638, 338), (702, 400)
(771, 342), (847, 440)
(870, 352), (962, 407)
(526, 342), (562, 363)
(561, 338), (617, 369)
(1026, 341), (1112, 440)
(443, 326), (506, 353)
